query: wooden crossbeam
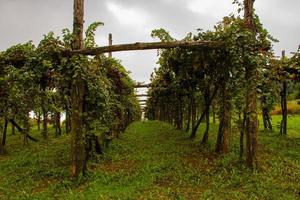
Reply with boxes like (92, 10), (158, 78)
(64, 40), (224, 56)
(135, 94), (149, 97)
(134, 84), (151, 88)
(138, 99), (147, 102)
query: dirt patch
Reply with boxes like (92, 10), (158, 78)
(256, 144), (275, 172)
(154, 175), (174, 187)
(0, 154), (10, 161)
(91, 159), (137, 174)
(182, 148), (218, 172)
(32, 178), (59, 193)
(139, 184), (207, 200)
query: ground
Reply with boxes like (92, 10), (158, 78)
(0, 115), (300, 199)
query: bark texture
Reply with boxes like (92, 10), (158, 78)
(244, 0), (259, 168)
(66, 40), (224, 56)
(70, 0), (86, 177)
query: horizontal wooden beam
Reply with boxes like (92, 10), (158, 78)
(135, 94), (149, 97)
(138, 99), (147, 102)
(134, 84), (151, 88)
(64, 40), (224, 56)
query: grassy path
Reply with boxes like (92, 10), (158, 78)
(0, 120), (299, 199)
(83, 121), (200, 199)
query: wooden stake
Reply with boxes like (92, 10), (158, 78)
(280, 50), (287, 135)
(108, 33), (112, 58)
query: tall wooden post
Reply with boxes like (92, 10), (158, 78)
(70, 0), (85, 177)
(244, 0), (258, 168)
(108, 33), (113, 58)
(280, 50), (287, 135)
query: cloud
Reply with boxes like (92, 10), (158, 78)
(187, 0), (235, 19)
(106, 1), (148, 27)
(1, 0), (300, 84)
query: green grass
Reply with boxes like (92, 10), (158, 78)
(0, 118), (300, 199)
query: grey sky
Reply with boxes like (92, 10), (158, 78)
(1, 0), (300, 87)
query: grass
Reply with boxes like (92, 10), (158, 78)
(0, 117), (300, 199)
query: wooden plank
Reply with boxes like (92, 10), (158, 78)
(135, 94), (149, 97)
(65, 40), (224, 56)
(134, 83), (151, 88)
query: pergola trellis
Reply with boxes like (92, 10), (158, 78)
(69, 0), (258, 176)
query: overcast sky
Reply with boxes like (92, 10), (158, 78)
(1, 0), (300, 89)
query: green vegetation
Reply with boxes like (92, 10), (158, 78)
(272, 100), (300, 115)
(0, 120), (299, 199)
(1, 1), (300, 199)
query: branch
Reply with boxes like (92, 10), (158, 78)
(8, 118), (38, 142)
(190, 85), (219, 139)
(64, 40), (224, 56)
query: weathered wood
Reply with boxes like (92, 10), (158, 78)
(280, 50), (287, 135)
(134, 83), (151, 88)
(138, 99), (147, 102)
(239, 113), (246, 160)
(215, 78), (231, 153)
(70, 0), (86, 177)
(244, 0), (258, 169)
(135, 94), (149, 97)
(190, 85), (219, 139)
(7, 118), (38, 142)
(65, 40), (224, 56)
(201, 87), (210, 144)
(108, 33), (113, 58)
(0, 119), (8, 154)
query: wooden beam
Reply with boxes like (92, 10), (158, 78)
(138, 99), (147, 102)
(134, 83), (151, 88)
(65, 40), (224, 56)
(135, 94), (149, 97)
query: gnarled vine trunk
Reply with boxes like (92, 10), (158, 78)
(55, 112), (62, 136)
(201, 87), (210, 144)
(215, 80), (231, 153)
(190, 85), (218, 139)
(0, 118), (8, 154)
(280, 80), (287, 135)
(262, 107), (272, 132)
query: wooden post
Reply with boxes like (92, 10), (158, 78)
(201, 87), (210, 144)
(70, 0), (85, 177)
(108, 33), (112, 58)
(244, 0), (258, 168)
(280, 50), (287, 135)
(0, 119), (8, 154)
